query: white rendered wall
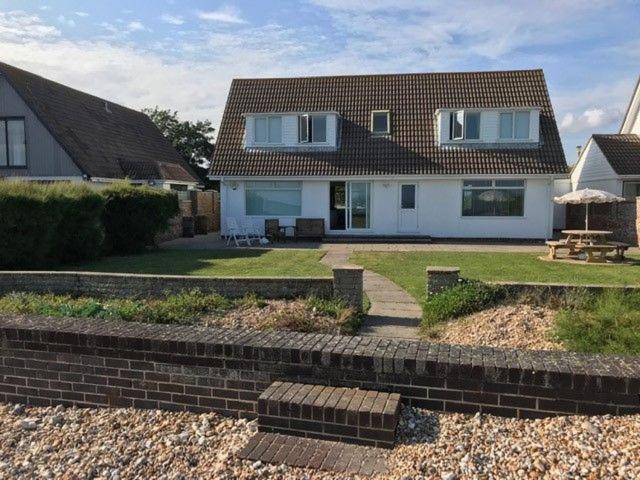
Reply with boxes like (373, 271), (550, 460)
(221, 177), (553, 239)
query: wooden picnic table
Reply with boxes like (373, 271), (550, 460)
(561, 229), (613, 246)
(546, 229), (628, 263)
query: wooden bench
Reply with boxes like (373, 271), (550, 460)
(577, 244), (617, 263)
(608, 241), (630, 260)
(295, 218), (325, 241)
(545, 240), (576, 259)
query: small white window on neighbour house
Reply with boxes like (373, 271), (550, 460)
(371, 111), (390, 134)
(298, 114), (327, 143)
(499, 111), (531, 140)
(449, 110), (480, 140)
(254, 116), (282, 144)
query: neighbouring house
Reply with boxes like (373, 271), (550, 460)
(210, 69), (568, 239)
(0, 62), (200, 190)
(570, 76), (640, 199)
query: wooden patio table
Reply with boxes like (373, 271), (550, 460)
(561, 229), (613, 246)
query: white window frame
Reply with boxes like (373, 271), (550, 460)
(461, 179), (526, 217)
(254, 116), (282, 145)
(298, 114), (328, 144)
(371, 110), (390, 135)
(499, 110), (531, 140)
(449, 110), (480, 141)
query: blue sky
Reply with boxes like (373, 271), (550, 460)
(1, 0), (639, 164)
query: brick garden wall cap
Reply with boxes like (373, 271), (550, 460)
(425, 267), (461, 273)
(2, 313), (640, 394)
(333, 265), (364, 271)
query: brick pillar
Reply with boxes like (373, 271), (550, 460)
(332, 266), (363, 312)
(425, 266), (460, 296)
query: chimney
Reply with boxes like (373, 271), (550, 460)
(576, 145), (582, 158)
(104, 101), (112, 114)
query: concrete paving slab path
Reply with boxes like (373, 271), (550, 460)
(320, 246), (421, 339)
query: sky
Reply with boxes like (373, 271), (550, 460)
(1, 0), (639, 164)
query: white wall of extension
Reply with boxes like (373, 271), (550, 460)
(221, 177), (555, 239)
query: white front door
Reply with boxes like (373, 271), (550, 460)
(398, 183), (418, 232)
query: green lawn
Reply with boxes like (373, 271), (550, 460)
(352, 251), (640, 301)
(69, 249), (331, 277)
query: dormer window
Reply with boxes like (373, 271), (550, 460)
(449, 110), (480, 140)
(371, 110), (390, 134)
(298, 114), (327, 143)
(499, 111), (530, 140)
(255, 116), (282, 144)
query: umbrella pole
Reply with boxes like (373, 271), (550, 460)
(585, 203), (589, 231)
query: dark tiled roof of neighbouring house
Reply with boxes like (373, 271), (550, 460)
(592, 134), (640, 175)
(0, 62), (199, 183)
(210, 69), (567, 177)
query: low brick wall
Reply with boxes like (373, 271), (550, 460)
(1, 315), (639, 420)
(0, 271), (333, 301)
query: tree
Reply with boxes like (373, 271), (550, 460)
(143, 107), (215, 187)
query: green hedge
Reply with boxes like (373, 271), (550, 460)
(0, 181), (179, 268)
(0, 182), (104, 268)
(101, 182), (179, 254)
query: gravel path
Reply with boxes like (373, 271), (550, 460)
(424, 304), (564, 351)
(2, 402), (639, 479)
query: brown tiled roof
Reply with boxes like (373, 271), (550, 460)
(592, 134), (640, 175)
(0, 62), (199, 183)
(210, 69), (567, 177)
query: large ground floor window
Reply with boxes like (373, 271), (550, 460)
(462, 179), (525, 216)
(245, 181), (302, 216)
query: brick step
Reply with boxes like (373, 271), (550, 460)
(236, 431), (388, 476)
(257, 381), (400, 448)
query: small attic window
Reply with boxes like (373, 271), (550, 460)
(371, 110), (390, 135)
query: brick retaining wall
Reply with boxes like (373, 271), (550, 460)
(0, 271), (334, 301)
(1, 315), (639, 420)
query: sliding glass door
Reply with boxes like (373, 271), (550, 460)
(329, 181), (370, 231)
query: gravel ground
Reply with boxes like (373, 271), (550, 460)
(2, 402), (639, 479)
(202, 299), (350, 335)
(424, 304), (563, 351)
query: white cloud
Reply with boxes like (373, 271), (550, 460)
(0, 11), (60, 41)
(74, 12), (89, 18)
(197, 5), (247, 24)
(560, 108), (622, 134)
(127, 21), (146, 32)
(160, 14), (184, 25)
(57, 15), (76, 27)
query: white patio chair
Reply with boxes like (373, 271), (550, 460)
(226, 217), (252, 247)
(241, 218), (262, 242)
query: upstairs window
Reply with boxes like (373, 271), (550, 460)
(254, 116), (282, 144)
(371, 110), (390, 134)
(298, 114), (327, 143)
(462, 179), (525, 217)
(449, 111), (480, 140)
(499, 111), (530, 139)
(0, 118), (27, 167)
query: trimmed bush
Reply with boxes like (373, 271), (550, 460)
(422, 280), (506, 328)
(101, 182), (179, 254)
(0, 182), (104, 268)
(554, 290), (640, 354)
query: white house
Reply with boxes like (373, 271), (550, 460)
(210, 70), (568, 239)
(570, 76), (640, 199)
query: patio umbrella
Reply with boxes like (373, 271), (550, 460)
(553, 188), (625, 230)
